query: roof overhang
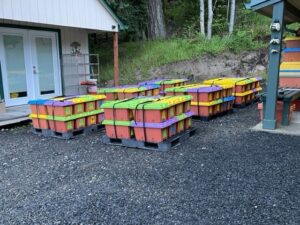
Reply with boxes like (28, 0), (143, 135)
(98, 0), (127, 31)
(245, 0), (300, 23)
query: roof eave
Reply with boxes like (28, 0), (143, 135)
(98, 0), (127, 31)
(246, 0), (281, 11)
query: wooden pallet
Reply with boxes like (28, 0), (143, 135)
(31, 124), (104, 140)
(192, 109), (234, 121)
(234, 99), (259, 108)
(102, 127), (197, 151)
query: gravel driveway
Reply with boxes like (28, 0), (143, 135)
(0, 104), (299, 225)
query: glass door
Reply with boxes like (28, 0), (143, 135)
(0, 28), (31, 106)
(0, 28), (61, 107)
(29, 31), (61, 99)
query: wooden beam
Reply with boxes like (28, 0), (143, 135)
(113, 32), (119, 86)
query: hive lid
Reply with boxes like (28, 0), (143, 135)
(283, 48), (300, 53)
(129, 95), (192, 110)
(102, 120), (132, 126)
(101, 97), (155, 109)
(98, 84), (159, 94)
(30, 109), (104, 121)
(191, 96), (235, 106)
(284, 37), (300, 41)
(233, 87), (262, 97)
(42, 95), (106, 106)
(165, 84), (222, 93)
(28, 99), (53, 105)
(204, 77), (262, 86)
(101, 96), (192, 110)
(280, 62), (300, 70)
(139, 78), (188, 86)
(131, 111), (194, 128)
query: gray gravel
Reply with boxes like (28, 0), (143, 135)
(0, 104), (299, 225)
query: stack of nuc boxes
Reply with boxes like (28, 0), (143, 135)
(165, 84), (235, 120)
(28, 95), (106, 139)
(97, 85), (160, 100)
(280, 37), (300, 88)
(139, 79), (188, 95)
(203, 77), (262, 107)
(101, 96), (196, 151)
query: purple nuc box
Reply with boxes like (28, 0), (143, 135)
(131, 111), (194, 128)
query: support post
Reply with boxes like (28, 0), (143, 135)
(113, 32), (119, 86)
(263, 1), (285, 130)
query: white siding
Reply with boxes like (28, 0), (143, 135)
(61, 27), (89, 55)
(60, 28), (91, 96)
(0, 20), (94, 96)
(0, 0), (119, 32)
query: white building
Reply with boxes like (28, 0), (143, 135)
(0, 0), (124, 107)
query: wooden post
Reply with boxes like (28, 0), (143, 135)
(113, 32), (119, 86)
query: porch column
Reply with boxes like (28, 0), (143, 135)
(263, 1), (285, 130)
(0, 63), (4, 101)
(113, 32), (119, 86)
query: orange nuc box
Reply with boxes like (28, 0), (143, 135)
(279, 77), (300, 88)
(86, 115), (97, 126)
(133, 127), (169, 143)
(131, 111), (193, 143)
(98, 85), (160, 101)
(29, 95), (106, 139)
(283, 52), (300, 62)
(85, 101), (96, 112)
(191, 105), (215, 117)
(105, 125), (133, 139)
(49, 120), (75, 133)
(133, 109), (168, 123)
(184, 118), (192, 130)
(284, 37), (300, 48)
(176, 120), (185, 133)
(104, 108), (133, 121)
(75, 118), (86, 129)
(28, 99), (51, 115)
(105, 93), (118, 100)
(73, 103), (84, 114)
(293, 100), (300, 111)
(31, 118), (49, 130)
(175, 103), (184, 116)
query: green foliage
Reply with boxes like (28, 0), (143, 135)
(91, 0), (271, 85)
(105, 0), (148, 40)
(93, 32), (267, 85)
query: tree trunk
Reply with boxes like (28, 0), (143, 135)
(148, 0), (167, 39)
(207, 0), (213, 39)
(228, 0), (236, 35)
(200, 0), (205, 36)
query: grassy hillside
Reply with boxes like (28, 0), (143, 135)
(91, 11), (271, 85)
(94, 34), (267, 85)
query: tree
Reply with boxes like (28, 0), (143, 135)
(207, 0), (213, 39)
(200, 0), (205, 36)
(228, 0), (236, 35)
(148, 0), (167, 39)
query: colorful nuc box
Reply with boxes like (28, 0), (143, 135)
(282, 48), (300, 62)
(203, 77), (262, 107)
(279, 62), (300, 88)
(101, 96), (194, 143)
(28, 94), (106, 133)
(164, 83), (236, 117)
(97, 84), (160, 100)
(139, 78), (188, 95)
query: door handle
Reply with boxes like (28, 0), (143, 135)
(33, 66), (39, 74)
